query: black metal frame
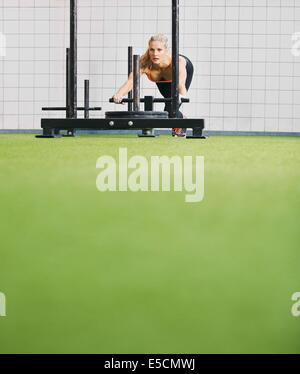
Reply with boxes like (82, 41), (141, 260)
(128, 46), (133, 112)
(133, 55), (140, 112)
(171, 0), (179, 118)
(69, 0), (77, 119)
(37, 0), (205, 139)
(66, 48), (70, 118)
(41, 118), (204, 135)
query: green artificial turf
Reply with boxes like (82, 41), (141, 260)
(0, 134), (299, 353)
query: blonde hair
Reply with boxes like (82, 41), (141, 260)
(140, 34), (169, 70)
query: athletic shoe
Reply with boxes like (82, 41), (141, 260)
(172, 128), (186, 137)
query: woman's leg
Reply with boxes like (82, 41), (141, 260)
(156, 58), (194, 136)
(179, 56), (194, 118)
(178, 57), (194, 133)
(156, 83), (172, 116)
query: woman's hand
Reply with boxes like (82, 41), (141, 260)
(112, 93), (124, 104)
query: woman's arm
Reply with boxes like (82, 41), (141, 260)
(112, 72), (133, 103)
(178, 58), (187, 96)
(113, 70), (145, 103)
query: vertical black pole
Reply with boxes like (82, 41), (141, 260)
(70, 0), (77, 119)
(133, 55), (140, 112)
(84, 80), (89, 119)
(128, 46), (133, 112)
(66, 48), (70, 118)
(171, 0), (179, 118)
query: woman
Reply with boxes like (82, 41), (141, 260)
(113, 34), (194, 137)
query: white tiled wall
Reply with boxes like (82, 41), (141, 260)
(0, 0), (300, 132)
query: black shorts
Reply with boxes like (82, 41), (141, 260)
(155, 55), (194, 118)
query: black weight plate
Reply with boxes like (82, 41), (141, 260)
(105, 111), (169, 119)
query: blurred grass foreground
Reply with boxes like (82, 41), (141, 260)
(0, 134), (299, 353)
